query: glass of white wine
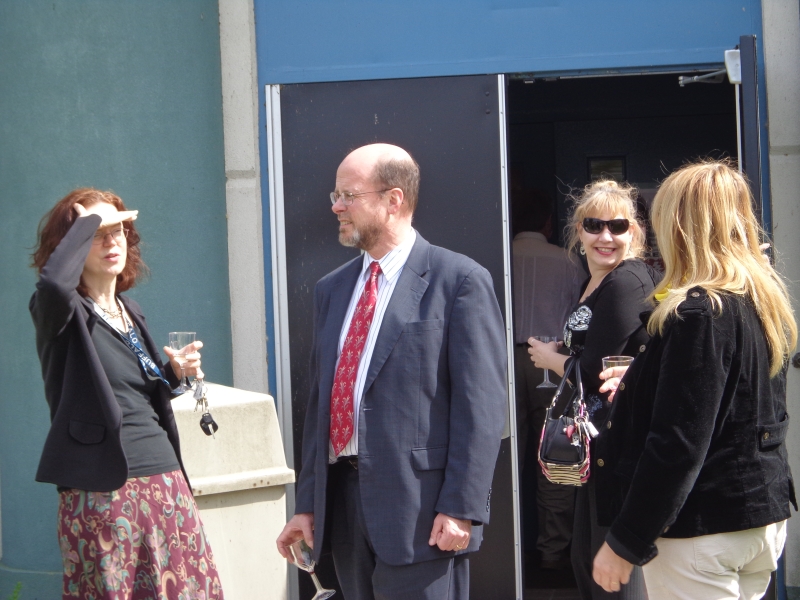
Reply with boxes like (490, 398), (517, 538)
(534, 336), (558, 389)
(287, 539), (336, 600)
(168, 331), (196, 393)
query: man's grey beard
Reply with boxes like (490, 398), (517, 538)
(339, 221), (382, 251)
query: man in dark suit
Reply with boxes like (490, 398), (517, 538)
(276, 143), (508, 599)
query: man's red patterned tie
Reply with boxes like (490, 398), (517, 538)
(330, 261), (382, 456)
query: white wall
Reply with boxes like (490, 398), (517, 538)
(762, 0), (800, 589)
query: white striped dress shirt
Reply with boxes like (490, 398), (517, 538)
(329, 229), (417, 462)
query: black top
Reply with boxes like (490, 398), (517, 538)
(91, 319), (180, 477)
(562, 259), (660, 424)
(30, 214), (186, 492)
(595, 288), (796, 565)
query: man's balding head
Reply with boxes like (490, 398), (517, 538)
(341, 144), (420, 215)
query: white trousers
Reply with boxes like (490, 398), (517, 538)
(642, 520), (787, 600)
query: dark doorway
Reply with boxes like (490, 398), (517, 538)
(505, 71), (737, 597)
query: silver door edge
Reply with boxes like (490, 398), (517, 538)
(266, 84), (294, 469)
(266, 83), (300, 600)
(497, 73), (524, 600)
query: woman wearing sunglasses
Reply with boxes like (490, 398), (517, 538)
(528, 179), (659, 599)
(30, 189), (224, 599)
(591, 161), (796, 599)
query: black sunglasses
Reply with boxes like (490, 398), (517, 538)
(582, 218), (630, 235)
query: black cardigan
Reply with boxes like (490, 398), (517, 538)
(564, 259), (659, 422)
(30, 215), (186, 492)
(595, 287), (796, 565)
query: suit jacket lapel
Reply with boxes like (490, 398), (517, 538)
(361, 234), (431, 396)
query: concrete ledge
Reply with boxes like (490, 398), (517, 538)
(191, 466), (296, 496)
(172, 382), (295, 488)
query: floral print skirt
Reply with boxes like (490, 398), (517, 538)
(58, 470), (224, 600)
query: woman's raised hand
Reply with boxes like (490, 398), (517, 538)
(163, 341), (204, 381)
(74, 202), (138, 226)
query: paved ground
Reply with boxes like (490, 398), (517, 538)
(525, 590), (582, 600)
(524, 552), (580, 600)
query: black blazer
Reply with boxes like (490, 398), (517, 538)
(595, 287), (796, 565)
(30, 215), (185, 492)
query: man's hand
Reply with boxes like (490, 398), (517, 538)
(592, 541), (634, 593)
(276, 513), (315, 562)
(428, 513), (471, 552)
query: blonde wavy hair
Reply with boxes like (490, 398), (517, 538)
(648, 160), (797, 376)
(566, 179), (645, 260)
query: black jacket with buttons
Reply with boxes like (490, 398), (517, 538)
(595, 287), (796, 565)
(30, 214), (186, 492)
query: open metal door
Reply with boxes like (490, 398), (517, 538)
(267, 75), (522, 599)
(737, 34), (766, 225)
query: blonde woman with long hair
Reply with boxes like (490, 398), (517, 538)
(529, 179), (659, 599)
(591, 161), (796, 599)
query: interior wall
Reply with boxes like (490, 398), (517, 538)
(553, 113), (736, 225)
(507, 75), (737, 245)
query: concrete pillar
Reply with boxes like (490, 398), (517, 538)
(173, 384), (295, 599)
(761, 0), (800, 592)
(218, 0), (269, 393)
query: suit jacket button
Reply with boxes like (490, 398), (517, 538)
(606, 420), (612, 429)
(639, 344), (646, 352)
(619, 382), (625, 391)
(764, 432), (770, 440)
(597, 459), (605, 467)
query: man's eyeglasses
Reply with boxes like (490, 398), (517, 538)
(582, 218), (630, 235)
(92, 227), (129, 245)
(330, 189), (391, 206)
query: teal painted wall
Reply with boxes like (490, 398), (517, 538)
(0, 1), (231, 595)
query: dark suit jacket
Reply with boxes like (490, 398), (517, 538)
(295, 233), (508, 566)
(595, 288), (796, 565)
(31, 215), (185, 492)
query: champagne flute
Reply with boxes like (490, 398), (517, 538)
(287, 539), (336, 600)
(534, 336), (558, 389)
(168, 331), (196, 393)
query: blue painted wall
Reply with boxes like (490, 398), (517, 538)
(256, 0), (762, 84)
(0, 1), (230, 596)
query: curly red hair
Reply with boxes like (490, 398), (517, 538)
(32, 188), (147, 295)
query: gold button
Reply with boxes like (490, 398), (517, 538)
(639, 345), (646, 352)
(597, 459), (605, 467)
(619, 382), (626, 391)
(764, 432), (770, 440)
(691, 291), (700, 298)
(607, 421), (612, 429)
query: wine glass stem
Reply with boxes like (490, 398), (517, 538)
(310, 572), (325, 592)
(543, 369), (551, 384)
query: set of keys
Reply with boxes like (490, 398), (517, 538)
(563, 417), (599, 446)
(193, 378), (219, 438)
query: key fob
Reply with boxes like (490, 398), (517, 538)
(200, 412), (219, 437)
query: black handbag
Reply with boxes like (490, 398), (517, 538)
(538, 356), (595, 486)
